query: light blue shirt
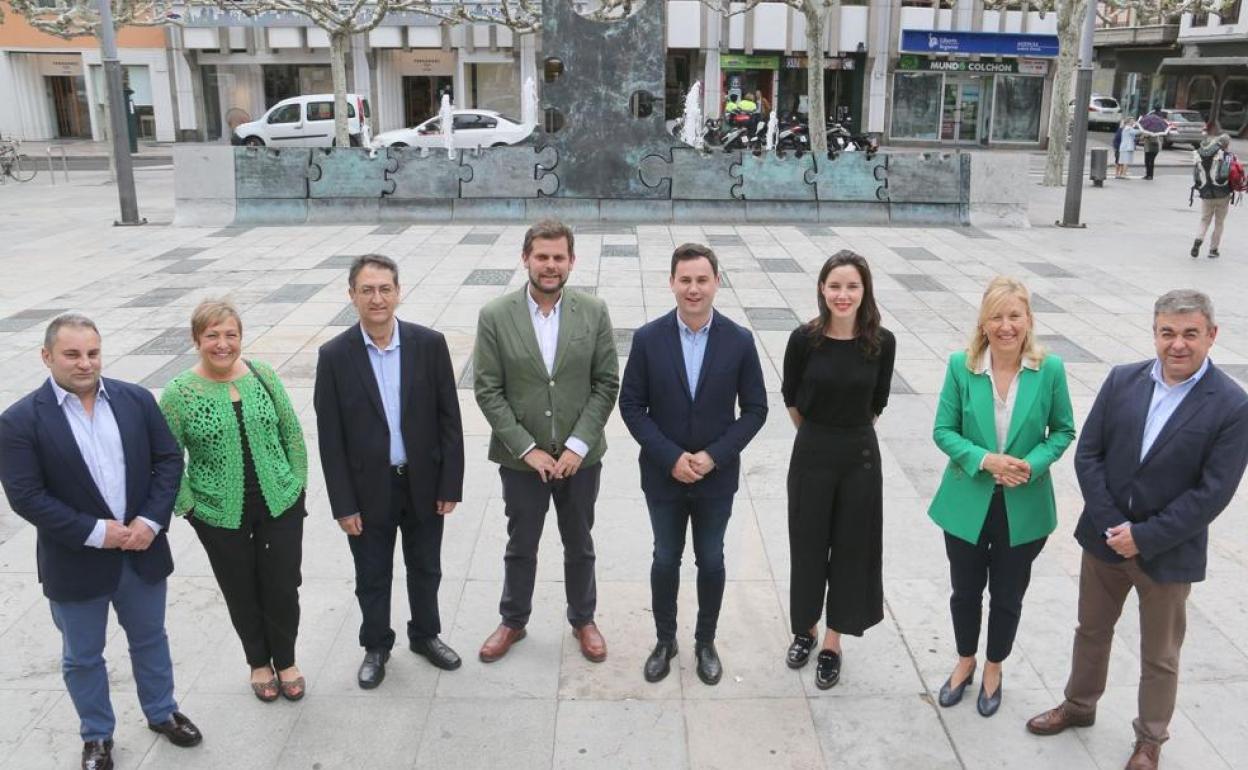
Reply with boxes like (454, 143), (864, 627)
(677, 311), (713, 399)
(50, 379), (160, 548)
(362, 320), (406, 466)
(1140, 357), (1209, 461)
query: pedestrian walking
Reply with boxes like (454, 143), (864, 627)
(160, 299), (309, 702)
(1191, 133), (1234, 259)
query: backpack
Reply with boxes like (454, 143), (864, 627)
(1190, 149), (1236, 205)
(1230, 155), (1248, 193)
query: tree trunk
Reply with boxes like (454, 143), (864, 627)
(1043, 0), (1085, 186)
(805, 3), (829, 155)
(330, 30), (351, 147)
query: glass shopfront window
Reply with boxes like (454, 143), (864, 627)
(1187, 76), (1217, 122)
(1219, 77), (1248, 133)
(991, 75), (1044, 142)
(891, 72), (942, 140)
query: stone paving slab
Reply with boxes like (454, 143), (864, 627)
(1, 167), (1247, 769)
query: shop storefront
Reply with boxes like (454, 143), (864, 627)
(1162, 44), (1248, 136)
(889, 31), (1057, 146)
(721, 53), (778, 112)
(778, 53), (865, 127)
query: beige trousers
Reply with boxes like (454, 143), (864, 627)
(1198, 196), (1231, 250)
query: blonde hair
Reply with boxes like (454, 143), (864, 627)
(965, 277), (1044, 371)
(190, 299), (243, 343)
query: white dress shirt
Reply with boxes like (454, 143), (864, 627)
(975, 351), (1039, 465)
(526, 289), (589, 458)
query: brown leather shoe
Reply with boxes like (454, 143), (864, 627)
(479, 624), (526, 663)
(1125, 740), (1160, 770)
(572, 622), (607, 663)
(1026, 703), (1096, 735)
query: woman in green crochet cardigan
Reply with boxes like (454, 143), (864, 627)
(160, 299), (309, 703)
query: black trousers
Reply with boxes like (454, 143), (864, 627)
(944, 487), (1046, 663)
(1144, 149), (1159, 178)
(499, 463), (601, 629)
(787, 423), (884, 637)
(191, 493), (305, 670)
(348, 471), (445, 652)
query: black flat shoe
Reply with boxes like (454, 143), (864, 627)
(694, 641), (722, 686)
(82, 739), (113, 770)
(977, 678), (1003, 717)
(411, 637), (462, 671)
(358, 649), (390, 689)
(814, 650), (841, 690)
(644, 640), (678, 683)
(786, 633), (816, 669)
(938, 664), (976, 708)
(147, 711), (202, 747)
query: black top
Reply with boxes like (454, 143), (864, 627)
(781, 326), (897, 427)
(232, 400), (263, 503)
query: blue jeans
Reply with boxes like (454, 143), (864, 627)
(647, 495), (733, 643)
(48, 559), (178, 741)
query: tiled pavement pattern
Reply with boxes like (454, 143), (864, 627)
(2, 171), (1248, 769)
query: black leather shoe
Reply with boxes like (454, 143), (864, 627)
(977, 678), (1003, 717)
(938, 663), (976, 708)
(814, 650), (841, 690)
(82, 739), (113, 770)
(411, 637), (462, 671)
(694, 641), (722, 685)
(644, 640), (678, 683)
(147, 711), (202, 747)
(786, 633), (816, 669)
(358, 649), (390, 689)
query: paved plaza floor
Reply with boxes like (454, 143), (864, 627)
(1, 163), (1247, 770)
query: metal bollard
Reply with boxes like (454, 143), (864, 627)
(1089, 148), (1108, 188)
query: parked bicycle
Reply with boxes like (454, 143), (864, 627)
(0, 137), (37, 183)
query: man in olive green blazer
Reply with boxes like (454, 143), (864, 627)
(474, 220), (620, 664)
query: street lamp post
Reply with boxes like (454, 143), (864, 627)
(94, 0), (145, 226)
(1059, 0), (1097, 228)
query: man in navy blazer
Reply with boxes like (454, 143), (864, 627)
(1027, 290), (1248, 770)
(0, 315), (201, 770)
(619, 243), (768, 686)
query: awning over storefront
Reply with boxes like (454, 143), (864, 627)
(1160, 56), (1248, 70)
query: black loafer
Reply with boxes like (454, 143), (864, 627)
(147, 711), (202, 747)
(938, 664), (976, 708)
(644, 640), (678, 683)
(786, 633), (816, 669)
(814, 650), (841, 690)
(977, 678), (1003, 717)
(358, 649), (390, 689)
(411, 637), (462, 671)
(82, 739), (113, 770)
(694, 641), (722, 686)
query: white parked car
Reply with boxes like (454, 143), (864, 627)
(372, 110), (534, 150)
(232, 93), (371, 147)
(1070, 95), (1122, 130)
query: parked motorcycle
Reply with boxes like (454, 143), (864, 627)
(826, 116), (878, 157)
(776, 113), (809, 154)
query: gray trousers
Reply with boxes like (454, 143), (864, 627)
(498, 463), (601, 629)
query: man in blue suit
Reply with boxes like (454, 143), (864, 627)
(619, 243), (768, 685)
(0, 315), (202, 770)
(1027, 290), (1248, 770)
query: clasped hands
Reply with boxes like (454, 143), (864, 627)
(671, 451), (716, 484)
(982, 453), (1031, 488)
(101, 519), (156, 551)
(523, 447), (583, 483)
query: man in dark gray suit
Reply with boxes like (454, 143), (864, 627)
(1026, 290), (1248, 770)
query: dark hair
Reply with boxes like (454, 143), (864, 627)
(522, 219), (575, 257)
(670, 242), (719, 277)
(804, 250), (883, 357)
(349, 254), (399, 289)
(44, 313), (99, 351)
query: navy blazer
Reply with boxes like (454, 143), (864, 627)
(619, 309), (768, 500)
(0, 378), (183, 602)
(1074, 360), (1248, 583)
(314, 320), (465, 523)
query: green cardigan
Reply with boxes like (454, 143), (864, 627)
(160, 361), (307, 529)
(928, 351), (1076, 546)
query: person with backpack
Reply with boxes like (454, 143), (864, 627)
(1192, 134), (1234, 259)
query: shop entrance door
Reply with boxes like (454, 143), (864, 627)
(403, 76), (453, 128)
(940, 76), (987, 143)
(47, 75), (91, 138)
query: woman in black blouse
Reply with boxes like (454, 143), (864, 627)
(781, 250), (896, 689)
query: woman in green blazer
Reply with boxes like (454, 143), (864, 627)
(928, 277), (1075, 718)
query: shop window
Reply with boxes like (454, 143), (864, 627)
(1187, 76), (1217, 122)
(544, 58), (564, 83)
(890, 73), (942, 140)
(991, 75), (1044, 142)
(1220, 0), (1241, 24)
(1219, 77), (1248, 133)
(629, 90), (655, 118)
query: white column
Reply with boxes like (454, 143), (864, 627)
(350, 32), (371, 98)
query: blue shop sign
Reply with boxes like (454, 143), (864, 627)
(901, 30), (1060, 58)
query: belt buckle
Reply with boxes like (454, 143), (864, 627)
(394, 463), (407, 476)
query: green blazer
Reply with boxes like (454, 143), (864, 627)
(474, 287), (620, 471)
(928, 351), (1075, 546)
